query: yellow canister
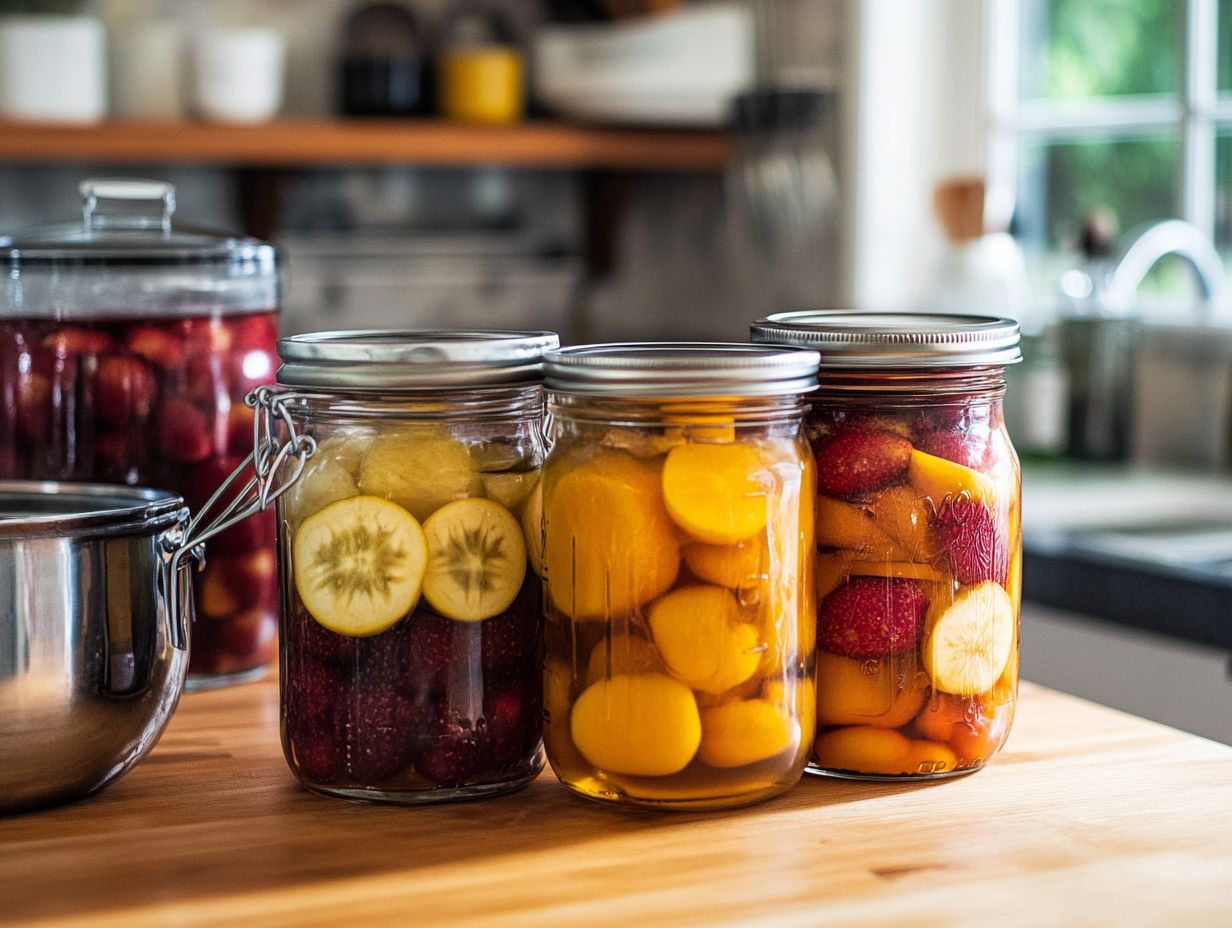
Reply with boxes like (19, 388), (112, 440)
(439, 46), (525, 126)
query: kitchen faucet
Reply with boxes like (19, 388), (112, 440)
(1105, 219), (1226, 318)
(1062, 219), (1227, 461)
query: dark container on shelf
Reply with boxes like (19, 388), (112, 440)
(339, 3), (432, 116)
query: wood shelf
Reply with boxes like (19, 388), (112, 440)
(0, 119), (734, 170)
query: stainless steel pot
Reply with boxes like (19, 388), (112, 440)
(0, 482), (193, 814)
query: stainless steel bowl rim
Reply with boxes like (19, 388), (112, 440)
(0, 481), (186, 540)
(276, 329), (561, 390)
(750, 311), (1023, 368)
(544, 342), (821, 397)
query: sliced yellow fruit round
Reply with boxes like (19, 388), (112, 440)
(647, 584), (762, 695)
(698, 698), (798, 768)
(661, 442), (770, 544)
(543, 452), (680, 619)
(922, 580), (1015, 695)
(358, 432), (481, 522)
(292, 495), (427, 636)
(421, 497), (527, 622)
(570, 673), (701, 777)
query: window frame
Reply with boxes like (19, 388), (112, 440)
(986, 0), (1232, 251)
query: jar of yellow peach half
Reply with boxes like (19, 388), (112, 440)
(538, 343), (821, 809)
(752, 313), (1022, 780)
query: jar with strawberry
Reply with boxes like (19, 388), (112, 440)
(249, 329), (558, 802)
(0, 179), (281, 689)
(751, 313), (1022, 779)
(539, 344), (820, 809)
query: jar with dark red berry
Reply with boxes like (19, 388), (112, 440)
(0, 178), (281, 689)
(262, 330), (557, 802)
(751, 313), (1022, 779)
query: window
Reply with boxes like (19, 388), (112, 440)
(991, 0), (1232, 299)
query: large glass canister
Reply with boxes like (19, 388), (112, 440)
(539, 343), (820, 809)
(0, 179), (281, 688)
(271, 330), (557, 802)
(752, 313), (1023, 779)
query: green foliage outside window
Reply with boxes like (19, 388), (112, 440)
(1020, 0), (1181, 100)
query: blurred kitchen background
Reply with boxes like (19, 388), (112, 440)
(3, 0), (1232, 743)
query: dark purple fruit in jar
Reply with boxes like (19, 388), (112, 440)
(187, 454), (245, 509)
(213, 507), (276, 555)
(297, 609), (357, 665)
(287, 658), (341, 721)
(403, 612), (464, 695)
(0, 445), (19, 478)
(484, 679), (540, 769)
(415, 680), (539, 786)
(96, 430), (140, 483)
(221, 607), (277, 662)
(226, 404), (256, 456)
(345, 682), (418, 786)
(15, 370), (50, 441)
(479, 596), (541, 675)
(42, 327), (113, 358)
(232, 313), (278, 351)
(414, 713), (487, 787)
(157, 399), (213, 463)
(293, 719), (345, 783)
(126, 325), (184, 369)
(96, 355), (157, 426)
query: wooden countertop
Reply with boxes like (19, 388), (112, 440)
(2, 678), (1231, 927)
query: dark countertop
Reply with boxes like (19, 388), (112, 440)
(1022, 463), (1232, 651)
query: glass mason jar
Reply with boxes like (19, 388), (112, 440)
(539, 344), (820, 809)
(0, 179), (281, 689)
(752, 313), (1023, 779)
(266, 330), (557, 802)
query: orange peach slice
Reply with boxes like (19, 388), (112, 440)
(543, 452), (680, 619)
(908, 448), (996, 507)
(586, 634), (664, 683)
(662, 442), (770, 544)
(871, 485), (937, 559)
(813, 726), (912, 774)
(815, 496), (913, 559)
(648, 584), (762, 695)
(683, 536), (768, 589)
(698, 698), (799, 768)
(815, 650), (930, 729)
(570, 673), (701, 777)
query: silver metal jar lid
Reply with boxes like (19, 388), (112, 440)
(544, 343), (821, 397)
(276, 329), (561, 391)
(750, 312), (1022, 368)
(0, 481), (185, 540)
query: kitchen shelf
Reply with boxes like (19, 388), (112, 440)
(0, 119), (734, 170)
(3, 677), (1231, 926)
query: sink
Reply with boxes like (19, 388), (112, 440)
(1022, 462), (1232, 650)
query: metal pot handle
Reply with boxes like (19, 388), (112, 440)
(161, 385), (317, 650)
